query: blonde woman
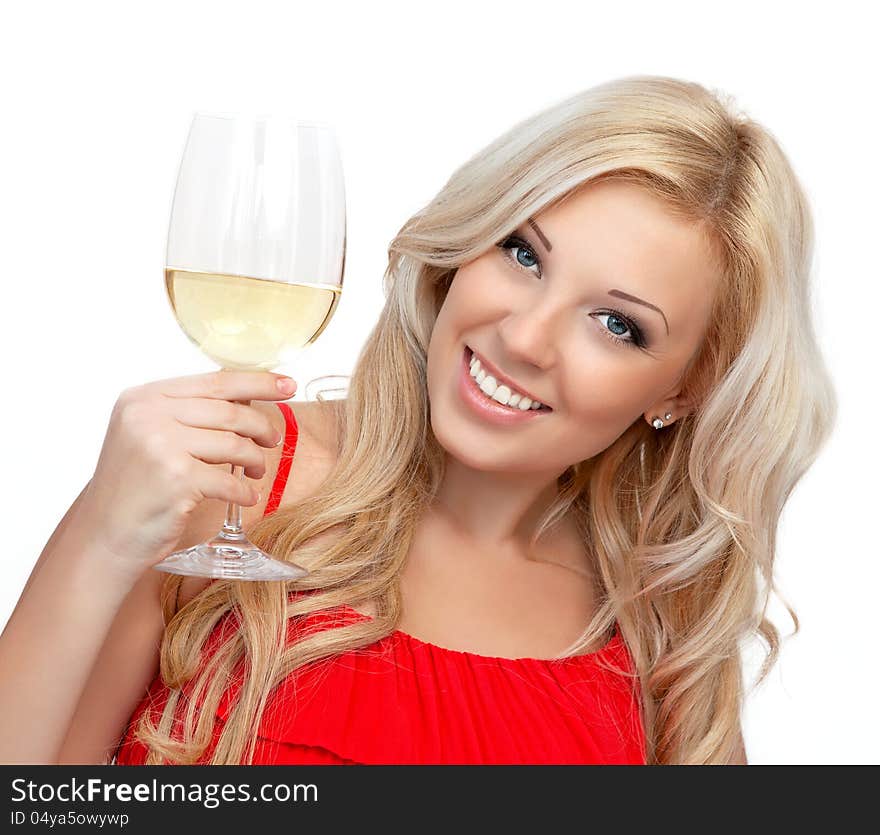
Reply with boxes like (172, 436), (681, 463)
(0, 75), (836, 766)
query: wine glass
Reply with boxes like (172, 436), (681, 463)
(153, 113), (346, 581)
(304, 374), (350, 403)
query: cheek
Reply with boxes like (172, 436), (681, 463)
(561, 358), (660, 421)
(428, 259), (510, 358)
(448, 256), (513, 309)
(427, 276), (468, 359)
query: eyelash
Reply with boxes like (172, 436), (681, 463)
(495, 235), (649, 350)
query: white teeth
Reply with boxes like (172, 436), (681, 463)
(478, 375), (498, 396)
(468, 351), (546, 411)
(494, 384), (512, 404)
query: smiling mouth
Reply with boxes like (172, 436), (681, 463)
(465, 346), (553, 412)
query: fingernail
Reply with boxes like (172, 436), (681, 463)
(274, 433), (284, 446)
(276, 377), (296, 394)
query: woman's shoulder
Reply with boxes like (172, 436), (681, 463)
(256, 397), (341, 462)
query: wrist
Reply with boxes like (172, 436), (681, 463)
(83, 533), (150, 591)
(63, 502), (147, 593)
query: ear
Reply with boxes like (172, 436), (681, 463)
(642, 395), (696, 429)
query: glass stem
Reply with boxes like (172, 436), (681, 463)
(222, 464), (245, 535)
(220, 396), (251, 541)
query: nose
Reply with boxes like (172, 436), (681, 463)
(497, 297), (564, 371)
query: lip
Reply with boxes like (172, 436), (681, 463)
(466, 346), (551, 410)
(458, 346), (552, 426)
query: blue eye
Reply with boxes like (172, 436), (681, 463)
(497, 235), (541, 276)
(592, 311), (646, 349)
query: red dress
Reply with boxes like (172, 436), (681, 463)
(116, 402), (647, 765)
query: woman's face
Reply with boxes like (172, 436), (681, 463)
(426, 178), (721, 474)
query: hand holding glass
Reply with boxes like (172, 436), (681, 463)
(154, 115), (346, 581)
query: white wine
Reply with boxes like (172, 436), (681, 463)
(165, 268), (342, 370)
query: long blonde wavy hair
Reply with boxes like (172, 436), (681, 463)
(134, 75), (837, 765)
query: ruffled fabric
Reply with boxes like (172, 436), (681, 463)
(116, 596), (646, 765)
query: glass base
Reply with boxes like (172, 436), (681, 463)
(153, 530), (309, 581)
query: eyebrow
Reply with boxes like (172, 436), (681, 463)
(607, 289), (669, 335)
(527, 218), (552, 251)
(525, 218), (670, 336)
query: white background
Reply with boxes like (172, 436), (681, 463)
(1, 0), (876, 764)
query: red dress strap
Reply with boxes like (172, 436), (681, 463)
(264, 402), (299, 517)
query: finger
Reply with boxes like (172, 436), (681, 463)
(171, 397), (282, 449)
(150, 369), (297, 402)
(179, 425), (269, 480)
(196, 461), (262, 507)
